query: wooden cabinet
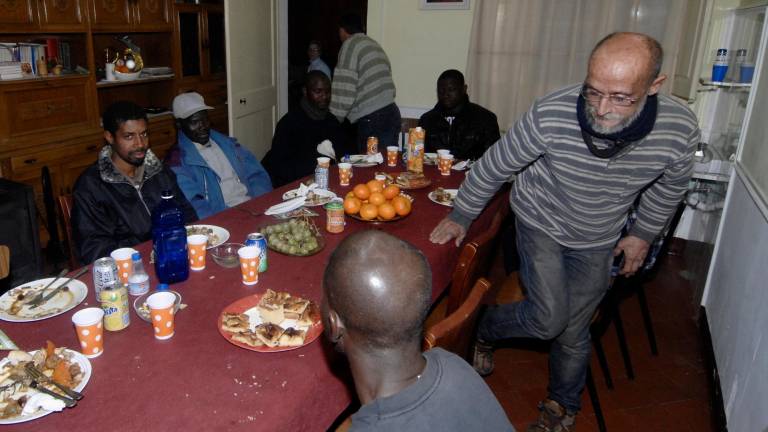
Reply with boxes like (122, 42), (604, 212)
(90, 0), (171, 32)
(0, 0), (38, 31)
(0, 0), (85, 32)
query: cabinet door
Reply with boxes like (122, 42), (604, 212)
(133, 0), (171, 31)
(39, 0), (86, 31)
(89, 0), (132, 31)
(672, 0), (713, 102)
(0, 0), (38, 31)
(178, 9), (202, 78)
(205, 9), (226, 77)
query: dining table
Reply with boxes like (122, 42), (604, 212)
(0, 160), (508, 431)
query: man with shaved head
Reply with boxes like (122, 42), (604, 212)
(322, 230), (513, 431)
(431, 32), (699, 430)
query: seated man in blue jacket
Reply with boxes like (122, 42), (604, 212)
(166, 92), (272, 219)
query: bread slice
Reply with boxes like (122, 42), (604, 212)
(278, 328), (307, 347)
(231, 331), (264, 347)
(258, 289), (286, 324)
(221, 313), (250, 333)
(254, 323), (285, 347)
(283, 297), (310, 320)
(297, 302), (320, 327)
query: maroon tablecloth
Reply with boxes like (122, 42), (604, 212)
(1, 163), (505, 431)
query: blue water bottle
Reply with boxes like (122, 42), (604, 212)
(152, 191), (189, 284)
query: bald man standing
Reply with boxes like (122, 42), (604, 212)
(322, 231), (514, 431)
(430, 33), (699, 430)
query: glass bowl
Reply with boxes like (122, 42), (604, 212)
(211, 242), (244, 268)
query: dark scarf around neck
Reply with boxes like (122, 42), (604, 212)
(301, 96), (329, 121)
(577, 93), (658, 158)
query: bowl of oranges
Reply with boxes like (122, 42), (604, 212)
(343, 179), (413, 222)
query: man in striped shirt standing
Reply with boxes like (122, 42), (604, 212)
(330, 13), (401, 154)
(431, 32), (699, 431)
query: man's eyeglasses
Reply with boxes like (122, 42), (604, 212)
(580, 86), (639, 107)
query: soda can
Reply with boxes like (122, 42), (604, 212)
(100, 282), (130, 331)
(93, 257), (119, 301)
(366, 136), (379, 155)
(245, 233), (268, 273)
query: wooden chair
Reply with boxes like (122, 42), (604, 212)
(446, 202), (509, 316)
(57, 194), (79, 269)
(0, 245), (9, 279)
(424, 278), (492, 360)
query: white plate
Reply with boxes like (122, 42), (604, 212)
(185, 224), (230, 249)
(424, 153), (438, 165)
(281, 188), (337, 207)
(0, 278), (88, 323)
(0, 348), (92, 424)
(428, 189), (458, 207)
(348, 155), (380, 167)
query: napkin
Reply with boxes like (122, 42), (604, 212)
(452, 159), (471, 171)
(21, 392), (66, 415)
(295, 182), (317, 197)
(264, 196), (306, 216)
(346, 153), (384, 164)
(317, 140), (336, 160)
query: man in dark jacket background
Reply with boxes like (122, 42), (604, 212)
(72, 101), (197, 264)
(419, 69), (501, 161)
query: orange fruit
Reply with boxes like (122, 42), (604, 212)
(345, 191), (356, 199)
(343, 197), (361, 215)
(383, 184), (400, 200)
(353, 184), (370, 200)
(392, 196), (412, 216)
(366, 179), (384, 194)
(359, 203), (378, 220)
(368, 192), (386, 206)
(378, 202), (396, 220)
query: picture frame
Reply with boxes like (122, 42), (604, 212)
(419, 0), (470, 11)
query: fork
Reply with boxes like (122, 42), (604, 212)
(24, 268), (69, 306)
(28, 267), (89, 309)
(28, 379), (77, 408)
(24, 363), (83, 400)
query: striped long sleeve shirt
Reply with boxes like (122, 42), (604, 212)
(450, 84), (699, 249)
(330, 33), (396, 123)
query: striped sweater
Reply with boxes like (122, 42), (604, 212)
(450, 84), (699, 249)
(330, 33), (396, 123)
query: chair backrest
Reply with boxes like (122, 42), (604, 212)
(424, 277), (491, 359)
(0, 245), (9, 279)
(57, 194), (79, 269)
(446, 202), (509, 315)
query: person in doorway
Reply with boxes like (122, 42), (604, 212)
(419, 69), (501, 161)
(307, 40), (332, 78)
(330, 13), (401, 153)
(430, 32), (699, 431)
(262, 71), (346, 188)
(322, 230), (514, 431)
(72, 101), (197, 264)
(165, 92), (272, 219)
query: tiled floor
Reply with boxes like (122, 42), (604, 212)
(484, 242), (719, 432)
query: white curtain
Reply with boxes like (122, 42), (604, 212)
(467, 0), (687, 129)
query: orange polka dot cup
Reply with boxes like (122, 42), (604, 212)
(71, 307), (105, 358)
(146, 292), (176, 340)
(187, 234), (208, 271)
(438, 153), (454, 176)
(338, 163), (353, 186)
(110, 247), (137, 284)
(386, 146), (399, 167)
(237, 245), (261, 285)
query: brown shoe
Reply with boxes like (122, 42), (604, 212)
(526, 399), (576, 432)
(472, 339), (494, 376)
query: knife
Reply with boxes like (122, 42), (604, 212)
(26, 268), (69, 305)
(29, 267), (89, 309)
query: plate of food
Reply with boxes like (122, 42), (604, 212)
(0, 342), (91, 424)
(133, 290), (184, 323)
(260, 218), (325, 256)
(281, 188), (337, 207)
(218, 289), (323, 352)
(186, 224), (229, 249)
(393, 171), (432, 190)
(428, 188), (458, 207)
(0, 278), (88, 323)
(347, 154), (380, 168)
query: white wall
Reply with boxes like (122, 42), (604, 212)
(367, 0), (475, 118)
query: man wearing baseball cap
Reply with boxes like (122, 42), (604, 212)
(166, 92), (272, 219)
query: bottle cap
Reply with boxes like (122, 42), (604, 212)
(132, 252), (141, 260)
(161, 190), (174, 199)
(156, 283), (170, 291)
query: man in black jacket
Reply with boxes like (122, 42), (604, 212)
(262, 71), (347, 187)
(72, 101), (197, 264)
(419, 70), (501, 161)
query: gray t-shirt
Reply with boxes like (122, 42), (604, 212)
(349, 348), (514, 431)
(194, 139), (249, 207)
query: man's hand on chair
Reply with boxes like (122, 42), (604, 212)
(613, 235), (650, 276)
(429, 218), (466, 247)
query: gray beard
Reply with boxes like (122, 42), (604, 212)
(585, 98), (646, 135)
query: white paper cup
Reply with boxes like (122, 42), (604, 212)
(437, 149), (451, 157)
(237, 246), (261, 285)
(147, 291), (176, 310)
(72, 308), (105, 358)
(110, 247), (137, 284)
(187, 234), (208, 271)
(147, 292), (176, 340)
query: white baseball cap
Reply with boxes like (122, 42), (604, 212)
(172, 92), (213, 119)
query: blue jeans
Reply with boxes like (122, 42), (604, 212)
(478, 220), (613, 413)
(355, 103), (401, 153)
